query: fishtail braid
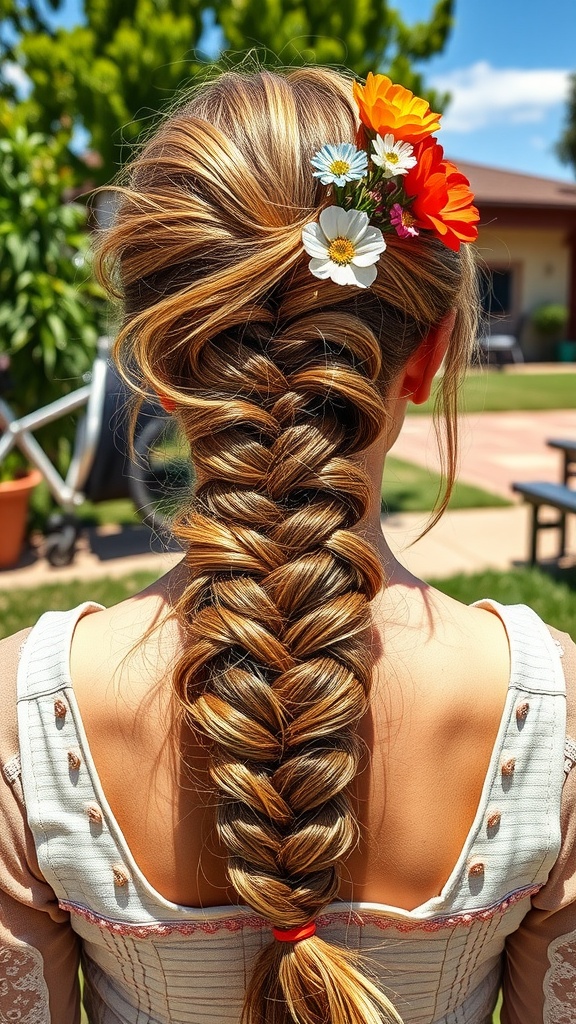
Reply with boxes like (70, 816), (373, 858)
(172, 313), (402, 1024)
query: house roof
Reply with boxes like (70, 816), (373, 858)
(456, 160), (576, 210)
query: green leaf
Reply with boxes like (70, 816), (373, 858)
(46, 311), (68, 349)
(5, 233), (28, 273)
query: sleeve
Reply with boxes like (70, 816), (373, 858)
(0, 629), (81, 1024)
(501, 627), (576, 1024)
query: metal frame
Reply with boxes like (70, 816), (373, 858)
(0, 337), (111, 511)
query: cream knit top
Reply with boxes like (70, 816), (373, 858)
(2, 601), (576, 1024)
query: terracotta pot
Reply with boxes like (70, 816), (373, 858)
(0, 469), (42, 569)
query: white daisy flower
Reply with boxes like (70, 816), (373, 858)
(371, 134), (417, 178)
(311, 143), (368, 186)
(301, 207), (386, 288)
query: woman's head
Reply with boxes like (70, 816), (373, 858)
(99, 66), (477, 433)
(97, 66), (478, 1024)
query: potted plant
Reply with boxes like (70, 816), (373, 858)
(0, 452), (42, 568)
(531, 304), (570, 360)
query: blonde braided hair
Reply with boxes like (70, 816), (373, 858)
(97, 66), (477, 1024)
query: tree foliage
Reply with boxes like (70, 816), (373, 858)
(2, 0), (455, 185)
(0, 103), (105, 460)
(0, 0), (63, 61)
(557, 72), (576, 178)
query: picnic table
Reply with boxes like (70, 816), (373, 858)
(512, 439), (576, 564)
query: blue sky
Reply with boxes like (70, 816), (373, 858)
(10, 0), (576, 182)
(402, 0), (575, 181)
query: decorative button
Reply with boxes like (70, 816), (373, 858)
(86, 802), (103, 825)
(501, 757), (516, 777)
(487, 811), (501, 830)
(67, 751), (81, 771)
(112, 864), (130, 887)
(468, 861), (485, 877)
(54, 699), (67, 719)
(516, 702), (530, 721)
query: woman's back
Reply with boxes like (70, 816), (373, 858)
(69, 576), (510, 913)
(10, 588), (571, 1024)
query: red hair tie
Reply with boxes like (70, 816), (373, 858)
(272, 922), (317, 943)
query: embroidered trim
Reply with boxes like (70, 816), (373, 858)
(316, 884), (542, 933)
(2, 754), (21, 786)
(60, 884), (541, 938)
(59, 902), (267, 937)
(564, 736), (576, 778)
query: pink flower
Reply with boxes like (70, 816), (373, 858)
(390, 203), (419, 239)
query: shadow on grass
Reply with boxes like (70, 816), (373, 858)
(86, 524), (182, 561)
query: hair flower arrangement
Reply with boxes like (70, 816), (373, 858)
(301, 73), (480, 288)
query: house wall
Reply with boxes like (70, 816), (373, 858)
(476, 225), (570, 359)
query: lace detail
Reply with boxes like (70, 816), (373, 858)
(544, 930), (576, 1023)
(564, 737), (576, 778)
(0, 942), (49, 1024)
(554, 638), (565, 657)
(2, 755), (21, 786)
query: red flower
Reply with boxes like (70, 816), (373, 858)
(404, 139), (479, 251)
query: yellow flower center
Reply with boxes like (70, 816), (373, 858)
(402, 209), (416, 227)
(385, 151), (399, 164)
(329, 159), (351, 176)
(328, 236), (356, 265)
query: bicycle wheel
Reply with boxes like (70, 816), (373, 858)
(130, 416), (194, 532)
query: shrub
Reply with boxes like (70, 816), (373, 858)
(531, 303), (568, 339)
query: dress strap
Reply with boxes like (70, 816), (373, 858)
(16, 604), (104, 703)
(474, 600), (567, 697)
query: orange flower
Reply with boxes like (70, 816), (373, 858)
(404, 139), (479, 251)
(353, 73), (441, 145)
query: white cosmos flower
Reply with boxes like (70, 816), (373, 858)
(310, 143), (368, 186)
(371, 134), (417, 178)
(301, 207), (386, 288)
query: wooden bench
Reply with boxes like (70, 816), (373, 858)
(547, 438), (576, 485)
(512, 481), (576, 564)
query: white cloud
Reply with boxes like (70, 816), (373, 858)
(509, 108), (546, 125)
(431, 62), (570, 133)
(1, 61), (31, 97)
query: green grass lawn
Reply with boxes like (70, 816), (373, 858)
(383, 456), (509, 512)
(411, 371), (576, 415)
(432, 565), (576, 641)
(0, 572), (158, 639)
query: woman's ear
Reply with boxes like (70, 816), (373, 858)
(399, 310), (457, 406)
